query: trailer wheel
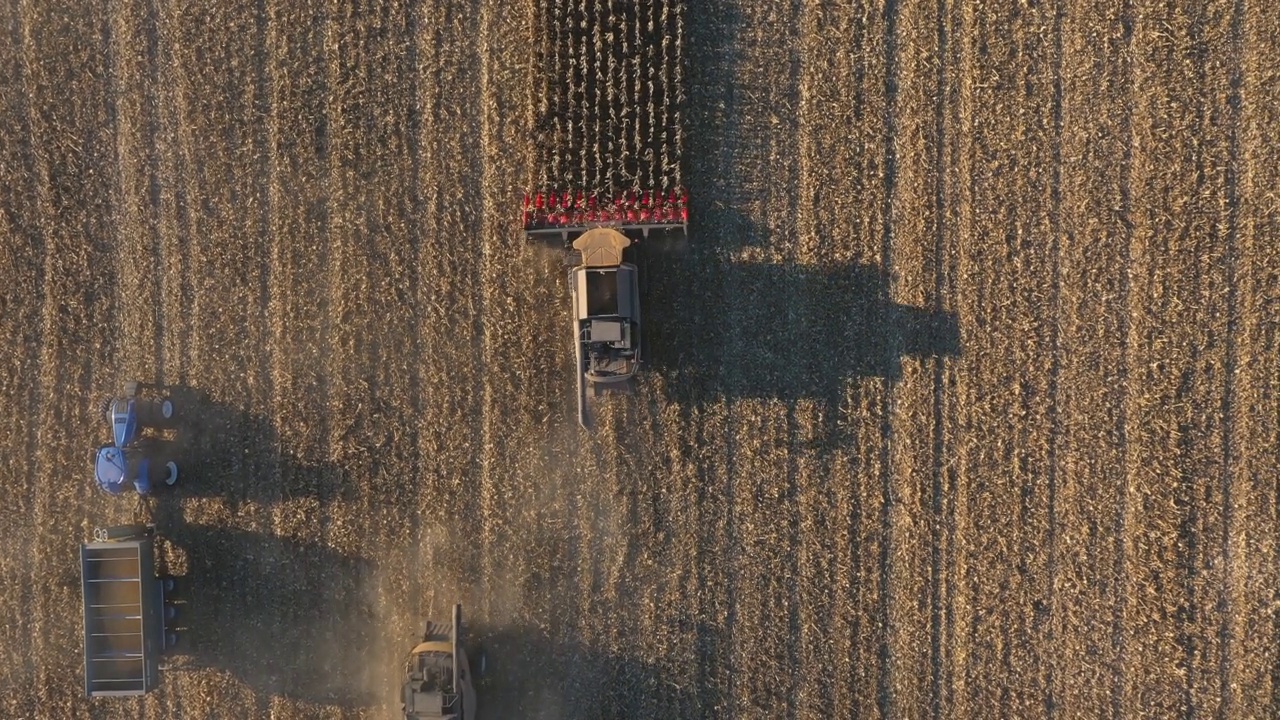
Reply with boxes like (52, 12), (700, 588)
(159, 397), (176, 422)
(94, 524), (150, 542)
(163, 461), (178, 486)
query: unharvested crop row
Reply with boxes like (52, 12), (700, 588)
(531, 0), (685, 196)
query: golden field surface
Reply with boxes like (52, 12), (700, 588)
(0, 0), (1277, 718)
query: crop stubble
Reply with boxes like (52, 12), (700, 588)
(1, 0), (1278, 719)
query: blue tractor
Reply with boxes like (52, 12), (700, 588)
(94, 382), (180, 497)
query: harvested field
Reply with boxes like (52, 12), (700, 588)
(0, 0), (1277, 718)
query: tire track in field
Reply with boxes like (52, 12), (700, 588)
(877, 0), (899, 714)
(774, 2), (804, 717)
(400, 0), (427, 686)
(1, 2), (45, 709)
(169, 2), (285, 712)
(1125, 2), (1237, 714)
(25, 0), (120, 711)
(699, 1), (806, 714)
(1044, 0), (1065, 715)
(929, 0), (956, 714)
(150, 0), (186, 386)
(1216, 0), (1245, 713)
(476, 0), (500, 632)
(678, 8), (742, 715)
(952, 2), (978, 711)
(406, 0), (485, 647)
(792, 3), (852, 714)
(885, 0), (947, 711)
(1235, 3), (1280, 714)
(104, 0), (145, 378)
(1054, 0), (1136, 715)
(143, 0), (165, 378)
(1111, 2), (1136, 715)
(163, 0), (197, 382)
(954, 2), (1061, 715)
(250, 0), (274, 423)
(948, 1), (979, 715)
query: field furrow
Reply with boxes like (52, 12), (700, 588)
(953, 2), (1063, 718)
(1053, 0), (1137, 716)
(1123, 1), (1239, 715)
(1231, 0), (1280, 713)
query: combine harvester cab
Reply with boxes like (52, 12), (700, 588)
(80, 525), (178, 697)
(524, 0), (688, 428)
(403, 604), (482, 720)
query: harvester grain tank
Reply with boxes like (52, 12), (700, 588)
(80, 524), (178, 697)
(403, 604), (484, 720)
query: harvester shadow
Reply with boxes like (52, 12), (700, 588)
(641, 209), (961, 409)
(159, 385), (349, 507)
(473, 624), (707, 720)
(158, 517), (379, 708)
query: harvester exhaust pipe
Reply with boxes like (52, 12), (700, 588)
(576, 331), (591, 430)
(451, 604), (461, 698)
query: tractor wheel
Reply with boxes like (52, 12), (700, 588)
(159, 397), (176, 423)
(163, 461), (178, 486)
(95, 395), (113, 421)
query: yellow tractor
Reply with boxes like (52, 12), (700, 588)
(402, 604), (484, 720)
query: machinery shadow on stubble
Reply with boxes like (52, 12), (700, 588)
(142, 385), (374, 707)
(642, 207), (961, 411)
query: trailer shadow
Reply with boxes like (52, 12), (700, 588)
(157, 518), (379, 708)
(473, 623), (707, 720)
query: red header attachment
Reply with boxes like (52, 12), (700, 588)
(523, 188), (688, 234)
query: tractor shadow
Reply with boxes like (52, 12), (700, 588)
(640, 209), (961, 408)
(157, 385), (349, 507)
(472, 623), (707, 720)
(155, 516), (379, 708)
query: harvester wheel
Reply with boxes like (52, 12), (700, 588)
(163, 461), (179, 486)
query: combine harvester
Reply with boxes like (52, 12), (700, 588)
(402, 604), (484, 720)
(523, 0), (688, 428)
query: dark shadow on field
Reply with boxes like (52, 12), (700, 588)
(155, 385), (349, 506)
(155, 515), (378, 708)
(639, 208), (961, 407)
(469, 624), (707, 720)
